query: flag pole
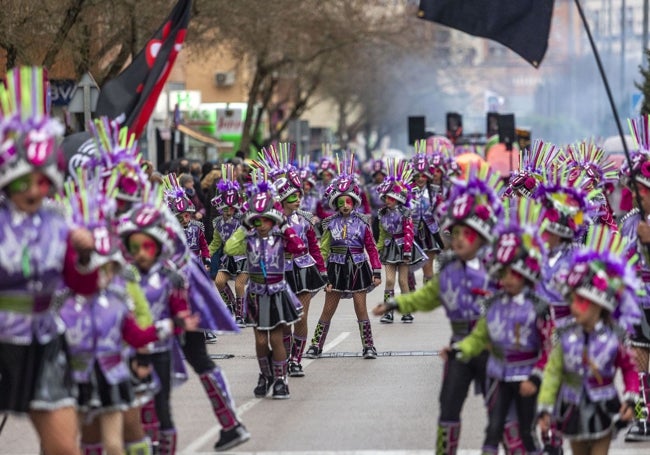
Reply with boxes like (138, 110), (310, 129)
(573, 0), (646, 218)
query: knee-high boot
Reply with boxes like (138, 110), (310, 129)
(235, 297), (246, 325)
(436, 421), (460, 455)
(358, 319), (377, 359)
(124, 437), (152, 455)
(199, 367), (240, 431)
(380, 290), (395, 323)
(626, 371), (650, 441)
(305, 321), (330, 358)
(219, 287), (235, 316)
(81, 443), (103, 455)
(502, 420), (526, 455)
(140, 400), (159, 446)
(158, 428), (176, 455)
(407, 271), (416, 292)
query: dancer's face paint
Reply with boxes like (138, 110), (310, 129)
(337, 196), (354, 216)
(6, 171), (52, 214)
(127, 233), (160, 272)
(450, 225), (484, 261)
(570, 293), (603, 330)
(254, 217), (274, 236)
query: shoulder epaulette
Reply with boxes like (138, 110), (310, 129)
(189, 219), (205, 232)
(162, 267), (187, 288)
(554, 320), (580, 340)
(526, 290), (552, 318)
(321, 214), (337, 230)
(354, 211), (371, 226)
(296, 209), (316, 225)
(121, 264), (140, 283)
(480, 290), (506, 314)
(436, 250), (457, 272)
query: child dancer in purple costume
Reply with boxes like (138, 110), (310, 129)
(453, 198), (553, 454)
(538, 225), (641, 455)
(224, 174), (307, 399)
(0, 66), (96, 455)
(209, 164), (248, 326)
(377, 158), (425, 324)
(58, 172), (176, 455)
(374, 163), (502, 454)
(252, 144), (327, 378)
(305, 156), (382, 360)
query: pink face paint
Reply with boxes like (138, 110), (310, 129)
(572, 295), (592, 314)
(463, 227), (479, 245)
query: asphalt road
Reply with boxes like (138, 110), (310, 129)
(2, 272), (650, 454)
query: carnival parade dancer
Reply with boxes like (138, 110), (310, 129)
(409, 145), (447, 284)
(364, 158), (388, 241)
(618, 114), (650, 442)
(377, 158), (425, 324)
(315, 147), (339, 223)
(538, 225), (642, 455)
(304, 155), (382, 360)
(0, 66), (97, 455)
(58, 172), (176, 455)
(209, 164), (248, 326)
(118, 184), (204, 454)
(529, 163), (602, 454)
(373, 162), (501, 454)
(297, 157), (319, 215)
(453, 197), (552, 454)
(565, 141), (620, 231)
(162, 178), (251, 451)
(224, 173), (306, 399)
(252, 144), (327, 378)
(164, 173), (211, 269)
(83, 116), (169, 455)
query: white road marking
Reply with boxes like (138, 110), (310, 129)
(180, 332), (351, 455)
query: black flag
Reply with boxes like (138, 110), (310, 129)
(417, 0), (554, 68)
(94, 0), (192, 137)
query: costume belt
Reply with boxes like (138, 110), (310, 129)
(330, 246), (364, 255)
(504, 351), (538, 363)
(450, 319), (477, 337)
(0, 293), (50, 313)
(249, 273), (284, 285)
(586, 376), (614, 388)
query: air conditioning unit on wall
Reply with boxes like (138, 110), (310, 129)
(215, 71), (236, 87)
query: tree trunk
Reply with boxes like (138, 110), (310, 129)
(42, 0), (87, 68)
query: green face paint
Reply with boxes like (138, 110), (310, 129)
(285, 193), (299, 203)
(253, 219), (263, 227)
(8, 175), (31, 193)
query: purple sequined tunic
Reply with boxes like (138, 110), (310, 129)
(556, 323), (622, 406)
(284, 212), (317, 271)
(59, 275), (135, 385)
(538, 243), (575, 322)
(484, 292), (546, 381)
(620, 209), (650, 310)
(0, 204), (70, 345)
(438, 256), (491, 342)
(411, 185), (440, 234)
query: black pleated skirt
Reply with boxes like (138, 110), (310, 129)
(0, 335), (77, 412)
(557, 394), (622, 441)
(285, 264), (327, 294)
